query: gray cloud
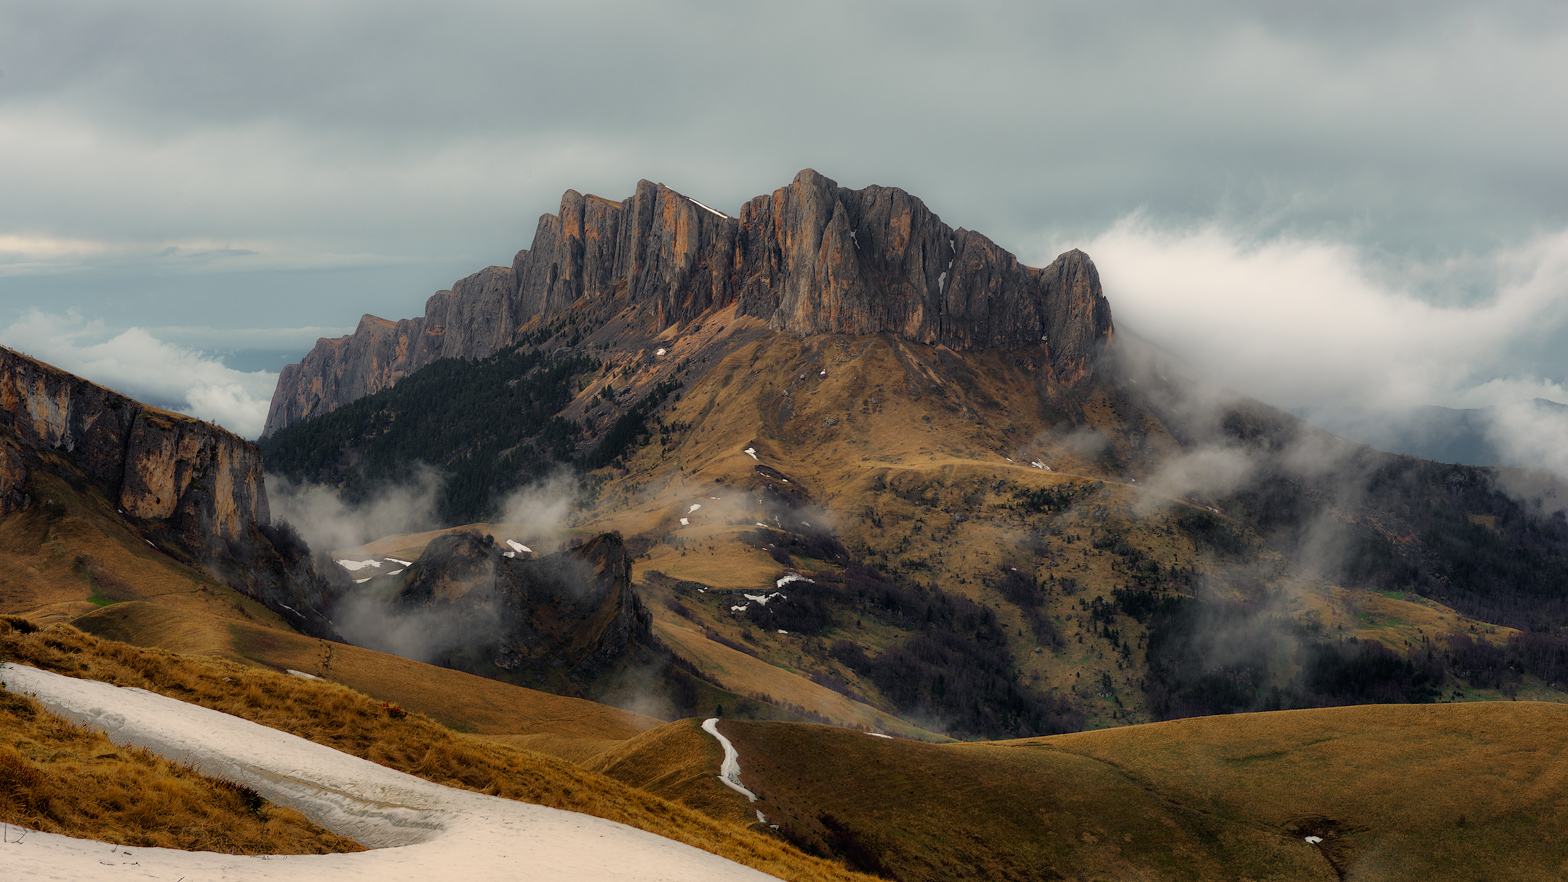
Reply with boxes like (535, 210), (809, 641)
(0, 309), (280, 437)
(3, 1), (1566, 420)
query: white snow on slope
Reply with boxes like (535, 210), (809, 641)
(743, 447), (758, 460)
(775, 574), (807, 589)
(336, 559), (381, 571)
(505, 540), (531, 553)
(688, 198), (729, 219)
(867, 732), (893, 739)
(741, 592), (784, 606)
(386, 558), (413, 566)
(700, 718), (759, 802)
(0, 664), (778, 882)
(689, 504), (703, 513)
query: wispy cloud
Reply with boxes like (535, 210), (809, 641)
(0, 309), (278, 438)
(1080, 219), (1568, 411)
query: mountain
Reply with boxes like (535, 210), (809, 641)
(1293, 398), (1568, 467)
(262, 169), (1112, 436)
(16, 171), (1568, 881)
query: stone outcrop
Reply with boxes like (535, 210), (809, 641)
(369, 531), (650, 693)
(0, 345), (338, 635)
(264, 170), (1114, 435)
(0, 346), (268, 539)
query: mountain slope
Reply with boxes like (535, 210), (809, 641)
(263, 169), (1112, 435)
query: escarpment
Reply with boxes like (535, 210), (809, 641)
(0, 346), (338, 635)
(0, 346), (267, 536)
(264, 169), (1114, 435)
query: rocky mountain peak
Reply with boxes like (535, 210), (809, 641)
(264, 171), (1113, 435)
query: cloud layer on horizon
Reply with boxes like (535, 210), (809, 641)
(0, 310), (282, 438)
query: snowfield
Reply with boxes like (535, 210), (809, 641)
(0, 664), (778, 881)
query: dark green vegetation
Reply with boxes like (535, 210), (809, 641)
(261, 346), (593, 523)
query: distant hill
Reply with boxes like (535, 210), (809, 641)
(1292, 398), (1568, 467)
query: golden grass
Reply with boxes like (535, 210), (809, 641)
(0, 620), (881, 882)
(71, 600), (659, 746)
(651, 618), (934, 739)
(0, 465), (290, 631)
(715, 704), (1568, 882)
(0, 660), (361, 854)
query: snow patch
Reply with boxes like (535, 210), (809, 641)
(776, 630), (788, 635)
(505, 540), (532, 553)
(679, 518), (690, 526)
(286, 670), (321, 680)
(1305, 836), (1324, 844)
(354, 577), (374, 584)
(655, 347), (667, 356)
(688, 197), (728, 219)
(503, 551), (516, 559)
(701, 718), (759, 801)
(1030, 460), (1051, 471)
(385, 568), (405, 576)
(386, 558), (413, 566)
(336, 559), (382, 572)
(743, 447), (758, 460)
(937, 271), (946, 293)
(689, 503), (702, 513)
(867, 733), (893, 739)
(0, 664), (777, 881)
(775, 573), (808, 589)
(742, 592), (785, 606)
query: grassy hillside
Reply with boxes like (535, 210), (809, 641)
(0, 620), (879, 882)
(717, 705), (1568, 881)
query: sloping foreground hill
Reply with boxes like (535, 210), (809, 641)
(699, 708), (1568, 881)
(0, 618), (878, 882)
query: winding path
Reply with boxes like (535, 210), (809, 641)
(0, 663), (776, 881)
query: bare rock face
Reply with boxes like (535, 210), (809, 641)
(264, 170), (1114, 435)
(0, 345), (337, 634)
(0, 346), (268, 542)
(373, 531), (651, 693)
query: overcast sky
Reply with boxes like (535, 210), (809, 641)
(3, 1), (1567, 438)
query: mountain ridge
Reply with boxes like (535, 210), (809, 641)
(263, 170), (1113, 436)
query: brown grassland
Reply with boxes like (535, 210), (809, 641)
(0, 617), (880, 882)
(719, 708), (1568, 882)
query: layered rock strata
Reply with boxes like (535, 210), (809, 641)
(0, 346), (338, 634)
(265, 169), (1114, 435)
(0, 346), (267, 535)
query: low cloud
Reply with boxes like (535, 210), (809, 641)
(1490, 401), (1568, 473)
(0, 309), (278, 438)
(491, 472), (581, 551)
(266, 468), (445, 556)
(1135, 445), (1257, 515)
(1080, 219), (1568, 413)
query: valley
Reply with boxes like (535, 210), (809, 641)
(7, 170), (1568, 880)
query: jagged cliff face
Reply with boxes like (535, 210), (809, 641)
(0, 346), (340, 636)
(264, 169), (1114, 435)
(0, 346), (267, 539)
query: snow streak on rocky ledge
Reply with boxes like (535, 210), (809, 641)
(0, 663), (775, 881)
